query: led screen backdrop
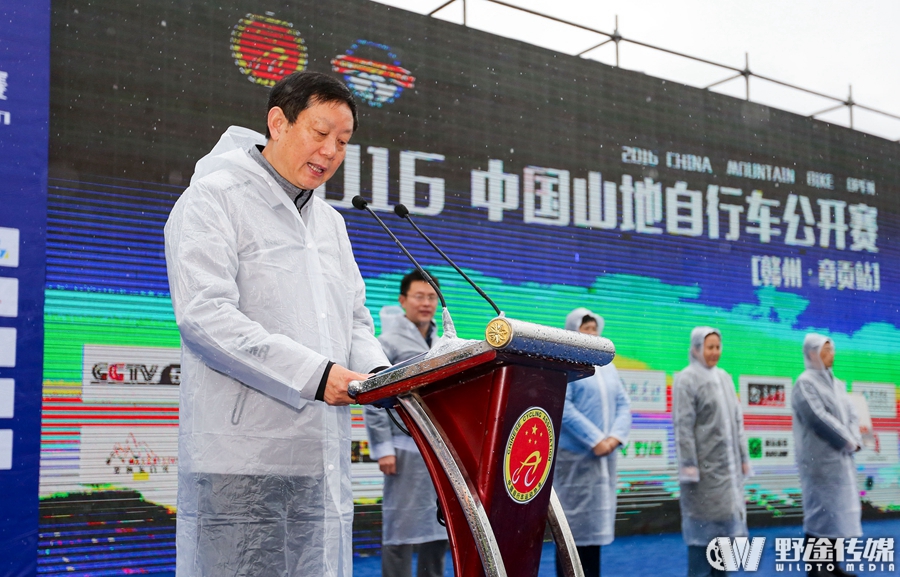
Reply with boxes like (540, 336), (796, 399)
(0, 2), (50, 576)
(41, 0), (899, 574)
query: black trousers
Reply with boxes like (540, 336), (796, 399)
(688, 545), (724, 577)
(804, 534), (855, 577)
(381, 540), (448, 577)
(556, 545), (600, 577)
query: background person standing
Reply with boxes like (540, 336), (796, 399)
(792, 333), (862, 577)
(554, 308), (632, 577)
(673, 327), (751, 577)
(364, 270), (449, 577)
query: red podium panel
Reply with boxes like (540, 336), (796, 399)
(356, 346), (591, 577)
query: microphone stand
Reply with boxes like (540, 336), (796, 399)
(394, 204), (502, 316)
(351, 196), (456, 338)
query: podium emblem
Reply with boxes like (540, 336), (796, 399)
(485, 318), (512, 348)
(504, 407), (554, 503)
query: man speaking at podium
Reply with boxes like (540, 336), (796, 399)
(165, 72), (389, 577)
(365, 271), (449, 577)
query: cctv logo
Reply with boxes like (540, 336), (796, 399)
(707, 537), (766, 572)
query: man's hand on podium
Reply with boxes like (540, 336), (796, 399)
(324, 365), (371, 406)
(378, 456), (397, 475)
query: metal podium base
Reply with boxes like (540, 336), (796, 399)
(399, 393), (584, 577)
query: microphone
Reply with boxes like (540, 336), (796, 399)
(351, 195), (446, 310)
(393, 204), (502, 316)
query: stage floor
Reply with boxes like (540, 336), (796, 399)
(353, 520), (900, 577)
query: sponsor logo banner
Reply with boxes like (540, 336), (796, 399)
(0, 379), (13, 418)
(0, 227), (20, 268)
(740, 375), (793, 415)
(619, 369), (667, 412)
(617, 428), (669, 470)
(0, 276), (18, 317)
(857, 431), (899, 465)
(82, 344), (181, 403)
(78, 426), (178, 508)
(0, 429), (11, 470)
(851, 382), (897, 419)
(747, 430), (794, 465)
(0, 327), (16, 367)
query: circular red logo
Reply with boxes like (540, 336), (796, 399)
(231, 14), (308, 87)
(503, 407), (554, 504)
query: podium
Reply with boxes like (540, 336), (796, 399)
(351, 316), (615, 577)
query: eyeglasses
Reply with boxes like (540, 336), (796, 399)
(404, 293), (438, 303)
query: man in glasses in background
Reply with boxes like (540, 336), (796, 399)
(364, 270), (448, 577)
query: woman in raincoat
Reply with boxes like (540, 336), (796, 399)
(673, 327), (750, 577)
(554, 308), (631, 577)
(792, 334), (861, 577)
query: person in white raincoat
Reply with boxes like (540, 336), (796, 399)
(164, 72), (389, 577)
(364, 270), (448, 577)
(673, 327), (750, 577)
(554, 308), (631, 577)
(792, 333), (861, 577)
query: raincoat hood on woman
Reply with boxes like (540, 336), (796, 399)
(802, 333), (832, 371)
(565, 307), (605, 334)
(688, 326), (721, 369)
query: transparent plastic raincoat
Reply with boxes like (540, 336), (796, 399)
(364, 306), (446, 545)
(165, 126), (388, 577)
(673, 327), (749, 546)
(554, 308), (632, 546)
(792, 333), (862, 538)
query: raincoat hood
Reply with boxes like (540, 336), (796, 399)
(378, 305), (437, 359)
(191, 125), (266, 184)
(802, 333), (833, 371)
(565, 307), (604, 335)
(379, 305), (409, 335)
(689, 326), (721, 369)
